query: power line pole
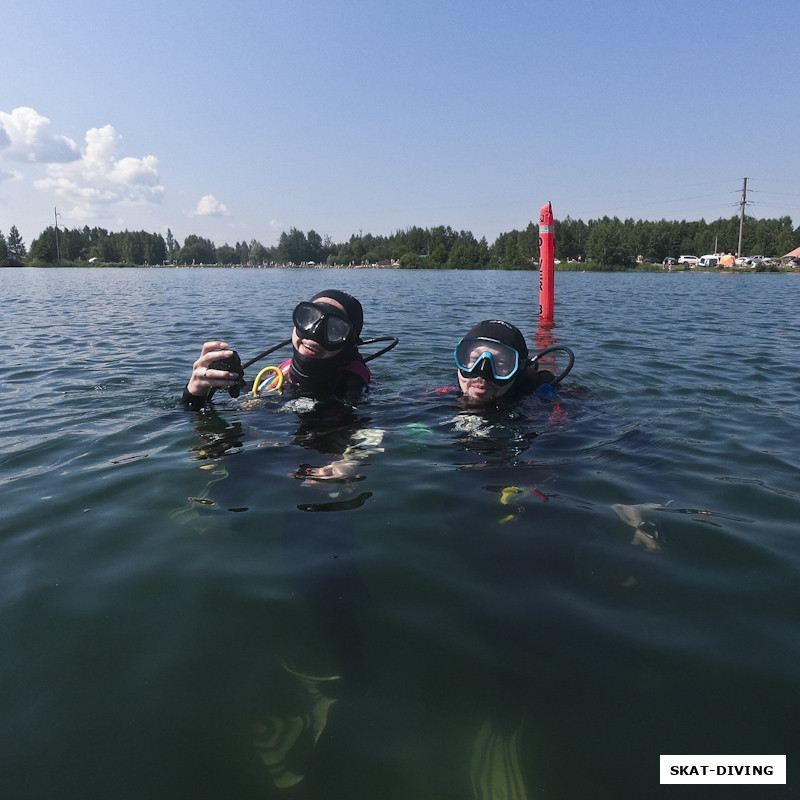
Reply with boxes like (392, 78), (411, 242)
(736, 177), (747, 259)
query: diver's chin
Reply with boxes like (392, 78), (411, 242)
(297, 340), (327, 358)
(464, 380), (497, 404)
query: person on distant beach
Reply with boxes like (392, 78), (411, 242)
(453, 319), (567, 407)
(180, 289), (372, 410)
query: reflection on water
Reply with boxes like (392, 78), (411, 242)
(2, 268), (800, 798)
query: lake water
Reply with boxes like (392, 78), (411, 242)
(1, 267), (798, 799)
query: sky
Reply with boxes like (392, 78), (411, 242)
(2, 0), (798, 250)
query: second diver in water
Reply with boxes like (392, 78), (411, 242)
(454, 319), (573, 407)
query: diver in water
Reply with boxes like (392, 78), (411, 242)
(178, 291), (389, 791)
(181, 289), (374, 410)
(454, 319), (572, 407)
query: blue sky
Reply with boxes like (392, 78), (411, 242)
(2, 0), (798, 249)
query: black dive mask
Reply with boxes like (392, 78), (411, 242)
(293, 301), (353, 350)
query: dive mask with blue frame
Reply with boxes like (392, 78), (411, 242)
(454, 337), (521, 382)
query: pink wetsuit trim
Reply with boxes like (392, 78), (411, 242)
(279, 358), (371, 385)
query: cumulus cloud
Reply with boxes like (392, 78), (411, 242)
(191, 194), (230, 217)
(0, 107), (79, 163)
(34, 123), (164, 217)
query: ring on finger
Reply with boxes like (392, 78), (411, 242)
(203, 367), (209, 378)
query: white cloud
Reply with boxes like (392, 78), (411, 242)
(191, 194), (230, 217)
(34, 123), (164, 218)
(0, 107), (79, 163)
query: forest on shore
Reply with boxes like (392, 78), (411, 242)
(2, 213), (798, 270)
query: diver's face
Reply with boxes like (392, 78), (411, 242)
(292, 297), (349, 358)
(457, 372), (514, 405)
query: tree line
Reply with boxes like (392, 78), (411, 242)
(2, 214), (798, 269)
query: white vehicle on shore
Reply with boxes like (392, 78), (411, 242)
(678, 255), (699, 267)
(697, 254), (719, 268)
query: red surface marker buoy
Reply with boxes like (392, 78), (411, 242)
(538, 201), (554, 322)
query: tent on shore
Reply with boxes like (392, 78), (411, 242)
(783, 245), (800, 259)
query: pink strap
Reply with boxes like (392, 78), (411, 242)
(345, 360), (371, 384)
(279, 357), (370, 384)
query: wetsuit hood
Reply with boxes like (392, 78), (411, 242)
(290, 289), (366, 395)
(463, 320), (528, 362)
(311, 289), (363, 342)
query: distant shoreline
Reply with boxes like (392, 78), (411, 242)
(4, 262), (797, 273)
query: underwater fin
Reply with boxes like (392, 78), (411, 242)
(470, 718), (530, 800)
(252, 716), (306, 788)
(252, 667), (342, 788)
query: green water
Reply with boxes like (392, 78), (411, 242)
(1, 267), (798, 798)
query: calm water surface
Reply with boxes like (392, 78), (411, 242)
(1, 267), (799, 799)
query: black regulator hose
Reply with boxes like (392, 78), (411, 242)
(531, 345), (574, 387)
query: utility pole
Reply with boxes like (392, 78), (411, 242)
(736, 177), (748, 259)
(54, 207), (61, 264)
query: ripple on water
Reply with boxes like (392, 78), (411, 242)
(2, 269), (800, 798)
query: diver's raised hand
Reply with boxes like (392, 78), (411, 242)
(187, 341), (240, 396)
